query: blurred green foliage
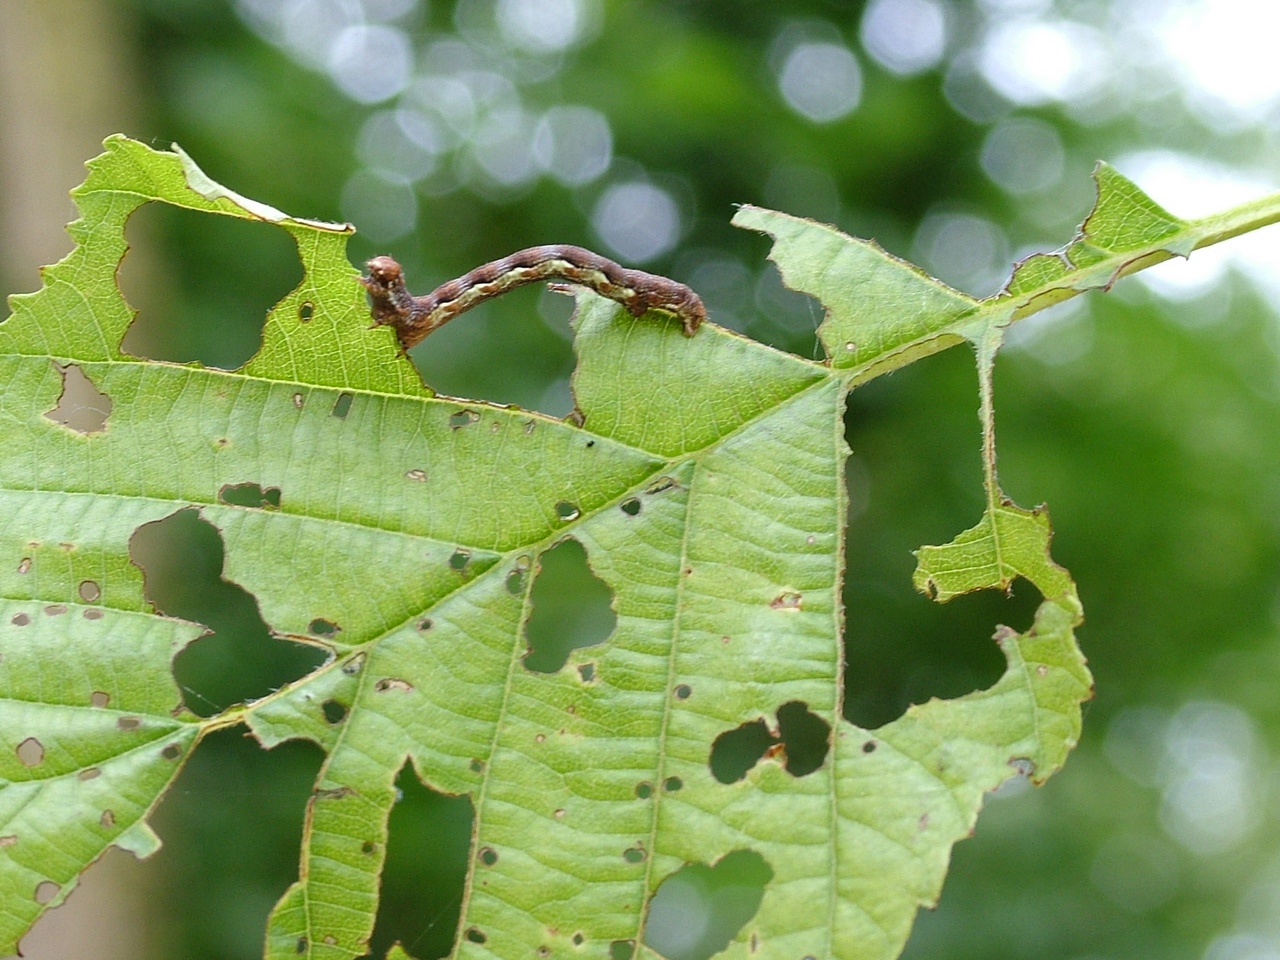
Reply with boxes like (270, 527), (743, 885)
(13, 0), (1280, 957)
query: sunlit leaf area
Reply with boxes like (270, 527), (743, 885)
(3, 2), (1280, 960)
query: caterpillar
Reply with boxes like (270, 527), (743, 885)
(360, 246), (706, 349)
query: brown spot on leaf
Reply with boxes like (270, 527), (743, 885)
(375, 677), (413, 693)
(770, 592), (802, 611)
(16, 738), (44, 767)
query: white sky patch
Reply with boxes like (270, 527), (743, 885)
(1147, 0), (1280, 125)
(592, 182), (680, 263)
(977, 17), (1109, 106)
(859, 0), (947, 76)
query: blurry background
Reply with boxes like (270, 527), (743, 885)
(4, 0), (1280, 958)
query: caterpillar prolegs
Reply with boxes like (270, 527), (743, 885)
(360, 246), (706, 349)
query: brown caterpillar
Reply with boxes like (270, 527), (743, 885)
(360, 246), (705, 349)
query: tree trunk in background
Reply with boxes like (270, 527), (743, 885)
(0, 2), (153, 957)
(0, 0), (142, 292)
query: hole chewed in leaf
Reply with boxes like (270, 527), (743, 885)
(116, 717), (141, 731)
(621, 497), (641, 516)
(322, 700), (348, 725)
(131, 509), (325, 716)
(523, 538), (617, 674)
(479, 846), (499, 866)
(663, 776), (683, 792)
(610, 940), (636, 960)
(555, 501), (581, 522)
(299, 301), (314, 322)
(91, 691), (110, 708)
(709, 702), (831, 783)
(644, 850), (772, 960)
(450, 409), (480, 430)
(119, 200), (300, 368)
(44, 362), (112, 434)
(43, 604), (68, 617)
(78, 580), (101, 602)
(34, 880), (61, 905)
(218, 482), (282, 510)
(309, 618), (340, 638)
(775, 701), (831, 777)
(332, 393), (354, 418)
(710, 719), (773, 785)
(367, 764), (474, 960)
(449, 549), (471, 571)
(11, 613), (30, 627)
(466, 928), (487, 944)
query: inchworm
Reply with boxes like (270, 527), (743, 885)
(360, 246), (706, 349)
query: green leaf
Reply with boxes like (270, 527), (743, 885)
(7, 137), (1277, 958)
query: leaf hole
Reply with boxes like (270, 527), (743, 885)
(623, 845), (646, 864)
(342, 653), (367, 675)
(131, 509), (325, 716)
(417, 618), (434, 633)
(573, 933), (585, 946)
(119, 200), (300, 368)
(84, 608), (105, 620)
(523, 538), (617, 674)
(322, 700), (348, 724)
(609, 940), (636, 960)
(862, 740), (877, 754)
(621, 498), (641, 516)
(309, 618), (340, 637)
(775, 701), (832, 777)
(295, 936), (308, 954)
(450, 409), (481, 429)
(43, 362), (112, 434)
(11, 613), (30, 626)
(100, 810), (115, 829)
(117, 717), (141, 731)
(556, 501), (581, 521)
(674, 684), (692, 700)
(470, 759), (484, 773)
(161, 743), (183, 761)
(299, 301), (315, 322)
(16, 737), (44, 767)
(466, 928), (487, 944)
(449, 548), (471, 571)
(91, 691), (110, 708)
(292, 392), (305, 409)
(43, 604), (68, 616)
(577, 662), (596, 683)
(362, 841), (377, 855)
(643, 850), (773, 960)
(479, 846), (499, 866)
(709, 719), (774, 784)
(34, 880), (61, 905)
(218, 481), (282, 510)
(17, 558), (31, 574)
(405, 468), (428, 482)
(635, 782), (653, 799)
(78, 580), (101, 602)
(332, 392), (354, 418)
(662, 776), (683, 792)
(538, 946), (551, 958)
(78, 768), (101, 781)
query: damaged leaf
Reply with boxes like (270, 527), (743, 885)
(2, 137), (1279, 959)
